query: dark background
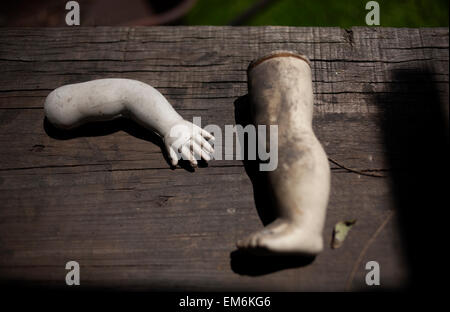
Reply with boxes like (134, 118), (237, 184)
(1, 0), (448, 27)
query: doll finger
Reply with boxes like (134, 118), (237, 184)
(200, 128), (214, 141)
(168, 146), (179, 166)
(194, 134), (214, 154)
(192, 142), (210, 162)
(181, 145), (197, 167)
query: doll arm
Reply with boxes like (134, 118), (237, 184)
(44, 78), (214, 167)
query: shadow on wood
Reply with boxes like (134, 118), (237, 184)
(230, 249), (315, 276)
(43, 117), (204, 172)
(233, 95), (276, 225)
(376, 67), (448, 291)
(230, 95), (315, 276)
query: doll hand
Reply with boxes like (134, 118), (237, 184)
(163, 119), (215, 167)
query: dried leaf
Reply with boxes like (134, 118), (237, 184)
(331, 219), (357, 249)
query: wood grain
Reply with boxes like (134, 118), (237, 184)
(0, 27), (448, 291)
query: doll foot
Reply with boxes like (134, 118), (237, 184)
(236, 218), (323, 256)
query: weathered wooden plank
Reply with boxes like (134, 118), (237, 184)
(0, 27), (448, 291)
